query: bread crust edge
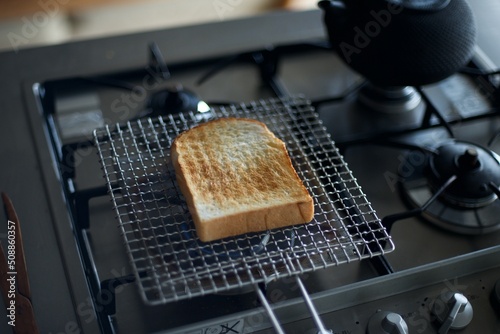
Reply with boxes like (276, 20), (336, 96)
(170, 117), (315, 242)
(195, 199), (314, 242)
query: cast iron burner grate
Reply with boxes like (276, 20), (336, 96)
(93, 96), (393, 305)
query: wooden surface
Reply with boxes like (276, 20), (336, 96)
(0, 0), (315, 20)
(0, 0), (144, 19)
(0, 0), (311, 51)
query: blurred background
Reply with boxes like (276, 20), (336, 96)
(0, 0), (317, 52)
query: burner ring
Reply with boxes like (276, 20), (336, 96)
(428, 141), (500, 208)
(399, 140), (500, 235)
(146, 85), (202, 116)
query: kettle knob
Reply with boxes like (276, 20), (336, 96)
(317, 1), (349, 30)
(317, 0), (340, 10)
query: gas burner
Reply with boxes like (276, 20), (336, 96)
(358, 84), (424, 114)
(138, 85), (210, 118)
(429, 141), (500, 207)
(400, 140), (500, 234)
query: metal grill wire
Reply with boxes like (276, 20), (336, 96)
(94, 96), (394, 305)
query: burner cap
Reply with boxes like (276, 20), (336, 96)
(147, 85), (202, 116)
(399, 140), (500, 235)
(429, 141), (500, 208)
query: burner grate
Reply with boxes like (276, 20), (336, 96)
(94, 96), (393, 305)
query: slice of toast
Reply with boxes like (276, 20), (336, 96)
(171, 117), (314, 242)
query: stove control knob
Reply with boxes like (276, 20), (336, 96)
(367, 310), (409, 334)
(432, 292), (473, 333)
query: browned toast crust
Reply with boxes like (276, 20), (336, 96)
(171, 117), (314, 242)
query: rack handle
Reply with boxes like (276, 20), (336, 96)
(254, 284), (286, 334)
(295, 276), (332, 334)
(255, 278), (332, 334)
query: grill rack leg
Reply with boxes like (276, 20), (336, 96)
(99, 274), (136, 316)
(98, 271), (147, 316)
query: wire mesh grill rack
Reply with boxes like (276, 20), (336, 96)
(94, 96), (394, 305)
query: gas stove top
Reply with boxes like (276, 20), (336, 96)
(1, 2), (500, 334)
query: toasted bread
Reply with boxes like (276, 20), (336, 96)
(171, 117), (314, 242)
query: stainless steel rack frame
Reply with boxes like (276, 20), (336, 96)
(94, 96), (394, 306)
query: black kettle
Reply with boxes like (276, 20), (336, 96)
(318, 0), (477, 87)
